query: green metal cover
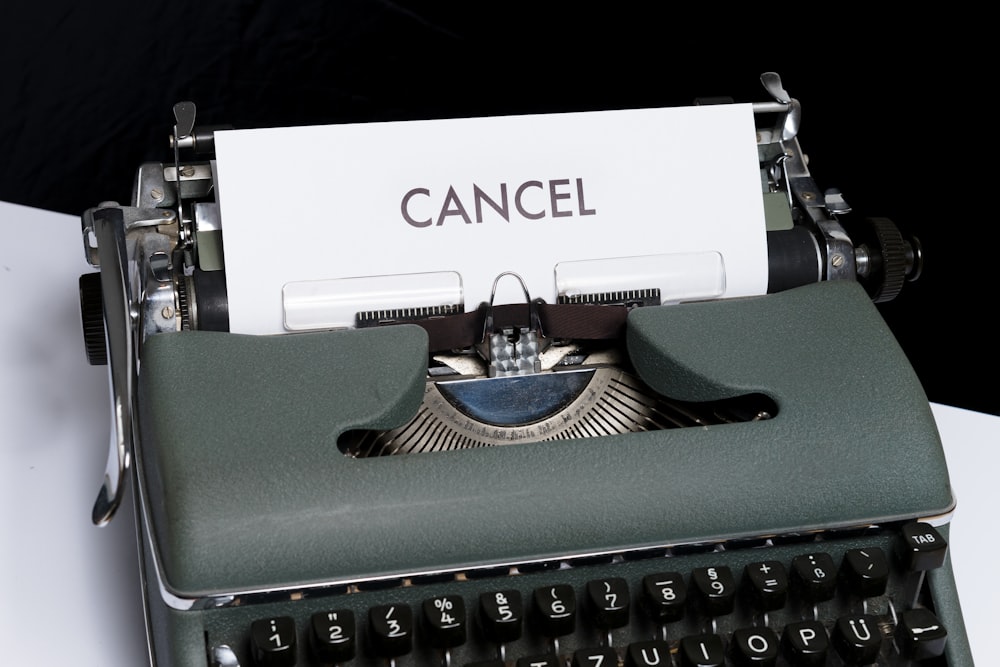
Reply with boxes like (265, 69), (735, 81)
(137, 281), (954, 600)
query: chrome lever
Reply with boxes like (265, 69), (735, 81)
(88, 206), (137, 526)
(171, 101), (196, 236)
(759, 72), (801, 142)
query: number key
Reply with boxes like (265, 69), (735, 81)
(422, 595), (467, 648)
(642, 572), (686, 623)
(690, 566), (736, 617)
(369, 604), (413, 658)
(250, 616), (297, 667)
(533, 584), (577, 637)
(586, 577), (630, 630)
(309, 610), (355, 664)
(479, 589), (523, 643)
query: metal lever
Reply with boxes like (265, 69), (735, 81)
(87, 206), (137, 525)
(759, 72), (801, 142)
(173, 101), (196, 140)
(172, 101), (196, 233)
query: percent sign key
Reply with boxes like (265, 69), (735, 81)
(423, 595), (468, 648)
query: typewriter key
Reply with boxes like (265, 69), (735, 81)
(679, 633), (726, 667)
(532, 584), (577, 638)
(898, 521), (948, 571)
(249, 617), (297, 667)
(781, 620), (829, 666)
(422, 595), (467, 649)
(841, 547), (889, 598)
(690, 566), (737, 617)
(309, 610), (355, 664)
(898, 608), (948, 660)
(832, 614), (882, 665)
(478, 589), (523, 644)
(729, 627), (779, 666)
(625, 641), (671, 667)
(368, 604), (413, 658)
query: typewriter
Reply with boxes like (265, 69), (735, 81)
(78, 73), (972, 666)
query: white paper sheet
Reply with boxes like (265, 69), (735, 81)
(214, 104), (768, 335)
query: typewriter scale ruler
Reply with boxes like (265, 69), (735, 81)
(340, 366), (774, 456)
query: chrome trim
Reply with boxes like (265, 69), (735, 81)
(87, 203), (182, 526)
(209, 645), (241, 667)
(89, 206), (138, 526)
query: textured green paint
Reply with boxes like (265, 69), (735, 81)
(137, 282), (954, 601)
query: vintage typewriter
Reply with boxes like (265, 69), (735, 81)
(78, 73), (972, 666)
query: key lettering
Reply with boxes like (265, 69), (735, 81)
(849, 618), (872, 641)
(641, 647), (661, 665)
(747, 633), (770, 653)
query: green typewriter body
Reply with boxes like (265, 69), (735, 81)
(79, 74), (970, 666)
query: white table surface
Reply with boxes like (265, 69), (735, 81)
(1, 200), (995, 665)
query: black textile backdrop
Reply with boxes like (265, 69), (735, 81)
(1, 4), (993, 415)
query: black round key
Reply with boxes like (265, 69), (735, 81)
(533, 584), (577, 637)
(690, 566), (736, 616)
(309, 609), (355, 664)
(730, 627), (779, 666)
(790, 553), (837, 603)
(898, 608), (948, 660)
(574, 647), (618, 667)
(586, 577), (630, 630)
(422, 595), (467, 649)
(899, 522), (948, 571)
(626, 641), (671, 666)
(742, 560), (788, 612)
(368, 604), (413, 658)
(679, 633), (726, 667)
(841, 547), (889, 598)
(478, 589), (523, 643)
(250, 616), (297, 667)
(781, 620), (828, 666)
(642, 572), (687, 623)
(832, 614), (882, 665)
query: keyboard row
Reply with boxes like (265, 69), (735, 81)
(251, 601), (946, 666)
(211, 522), (951, 666)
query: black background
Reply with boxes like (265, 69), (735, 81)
(2, 4), (993, 415)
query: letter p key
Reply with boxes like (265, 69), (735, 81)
(782, 620), (829, 665)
